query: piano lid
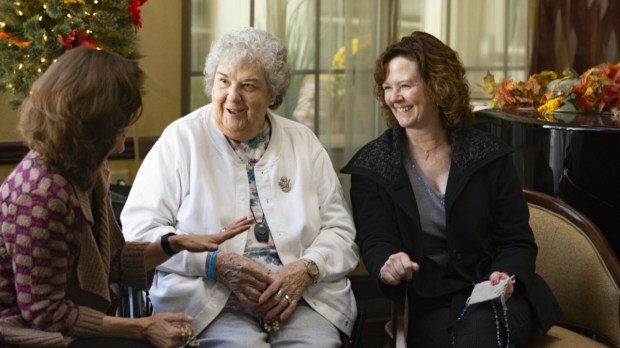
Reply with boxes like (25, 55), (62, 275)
(475, 108), (620, 133)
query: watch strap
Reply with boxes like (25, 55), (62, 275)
(161, 232), (178, 256)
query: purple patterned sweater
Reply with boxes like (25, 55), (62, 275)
(0, 151), (150, 347)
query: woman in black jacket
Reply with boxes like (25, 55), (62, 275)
(342, 31), (561, 347)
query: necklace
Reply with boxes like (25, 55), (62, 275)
(418, 140), (445, 161)
(247, 161), (270, 243)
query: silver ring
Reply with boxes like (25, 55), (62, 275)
(284, 294), (291, 303)
(276, 289), (283, 297)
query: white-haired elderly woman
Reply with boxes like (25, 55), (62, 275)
(121, 27), (359, 347)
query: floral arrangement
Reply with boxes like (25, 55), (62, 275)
(0, 0), (148, 109)
(479, 62), (620, 117)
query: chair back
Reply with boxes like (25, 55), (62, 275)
(525, 189), (620, 347)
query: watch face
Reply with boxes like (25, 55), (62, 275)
(304, 259), (319, 280)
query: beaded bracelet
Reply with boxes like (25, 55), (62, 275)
(207, 249), (220, 282)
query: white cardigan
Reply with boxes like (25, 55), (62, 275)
(121, 104), (359, 335)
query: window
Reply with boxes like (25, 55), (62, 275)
(185, 0), (528, 179)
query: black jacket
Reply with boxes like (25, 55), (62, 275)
(341, 126), (561, 332)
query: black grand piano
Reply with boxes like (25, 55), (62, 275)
(475, 109), (620, 259)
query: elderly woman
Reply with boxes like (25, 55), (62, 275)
(341, 32), (561, 347)
(0, 47), (249, 348)
(121, 27), (359, 347)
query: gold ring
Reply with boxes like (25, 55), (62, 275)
(276, 289), (283, 297)
(284, 294), (291, 303)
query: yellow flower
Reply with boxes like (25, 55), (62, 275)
(537, 97), (563, 114)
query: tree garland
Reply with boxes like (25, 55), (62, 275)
(0, 0), (148, 110)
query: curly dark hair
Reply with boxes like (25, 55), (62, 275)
(18, 46), (145, 189)
(373, 31), (474, 129)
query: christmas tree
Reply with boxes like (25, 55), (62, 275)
(0, 0), (148, 109)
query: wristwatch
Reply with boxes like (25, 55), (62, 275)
(161, 232), (178, 256)
(300, 258), (319, 283)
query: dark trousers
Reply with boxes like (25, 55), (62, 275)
(408, 295), (539, 348)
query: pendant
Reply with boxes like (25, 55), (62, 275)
(254, 221), (269, 242)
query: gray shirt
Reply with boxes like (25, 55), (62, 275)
(404, 149), (449, 265)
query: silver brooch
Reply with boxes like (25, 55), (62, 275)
(278, 176), (291, 192)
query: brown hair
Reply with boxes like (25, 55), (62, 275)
(19, 46), (145, 189)
(373, 31), (474, 129)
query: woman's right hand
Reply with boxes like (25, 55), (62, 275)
(379, 252), (420, 285)
(214, 252), (273, 307)
(140, 312), (194, 348)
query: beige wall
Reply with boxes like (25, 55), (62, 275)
(0, 1), (183, 182)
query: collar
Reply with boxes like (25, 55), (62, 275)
(341, 126), (512, 185)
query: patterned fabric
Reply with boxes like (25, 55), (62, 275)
(0, 151), (150, 347)
(224, 121), (283, 316)
(0, 152), (83, 332)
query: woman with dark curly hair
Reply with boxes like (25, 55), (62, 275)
(0, 46), (250, 348)
(342, 31), (561, 347)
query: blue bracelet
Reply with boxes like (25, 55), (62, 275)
(207, 250), (220, 282)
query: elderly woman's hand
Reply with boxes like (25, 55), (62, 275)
(256, 260), (312, 321)
(214, 252), (273, 307)
(174, 217), (254, 252)
(379, 252), (420, 285)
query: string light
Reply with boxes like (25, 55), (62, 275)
(1, 1), (147, 109)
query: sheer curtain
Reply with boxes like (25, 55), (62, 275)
(252, 0), (400, 194)
(447, 0), (529, 98)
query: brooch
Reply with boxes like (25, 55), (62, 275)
(278, 176), (291, 192)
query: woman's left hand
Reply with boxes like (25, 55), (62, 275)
(489, 271), (516, 300)
(256, 260), (312, 320)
